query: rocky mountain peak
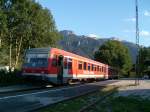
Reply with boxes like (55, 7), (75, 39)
(60, 30), (75, 36)
(58, 30), (138, 63)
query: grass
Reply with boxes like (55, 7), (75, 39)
(38, 86), (116, 112)
(87, 95), (150, 112)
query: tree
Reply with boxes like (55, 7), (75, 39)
(138, 47), (150, 76)
(94, 40), (132, 76)
(0, 0), (61, 68)
(0, 5), (7, 48)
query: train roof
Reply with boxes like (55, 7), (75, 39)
(25, 47), (109, 67)
(26, 48), (51, 54)
(51, 48), (108, 67)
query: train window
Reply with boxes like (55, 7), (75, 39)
(100, 66), (102, 72)
(26, 58), (48, 67)
(104, 67), (106, 72)
(102, 67), (104, 72)
(64, 58), (67, 69)
(92, 64), (94, 71)
(94, 65), (96, 71)
(78, 61), (83, 70)
(52, 55), (58, 66)
(97, 66), (99, 71)
(84, 62), (87, 70)
(68, 58), (72, 69)
(88, 63), (90, 71)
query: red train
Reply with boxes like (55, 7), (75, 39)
(22, 48), (118, 84)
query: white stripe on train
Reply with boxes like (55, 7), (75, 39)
(22, 73), (107, 79)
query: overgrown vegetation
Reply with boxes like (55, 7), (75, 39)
(0, 0), (61, 69)
(0, 69), (25, 86)
(0, 0), (61, 85)
(138, 47), (150, 77)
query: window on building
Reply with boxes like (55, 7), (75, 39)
(84, 62), (87, 70)
(78, 61), (83, 70)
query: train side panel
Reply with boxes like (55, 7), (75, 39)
(22, 47), (118, 84)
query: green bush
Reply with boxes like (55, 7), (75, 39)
(0, 69), (25, 86)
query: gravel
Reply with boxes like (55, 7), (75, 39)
(115, 80), (150, 99)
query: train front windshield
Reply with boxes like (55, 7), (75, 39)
(23, 53), (49, 68)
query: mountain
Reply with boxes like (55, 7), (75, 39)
(58, 30), (138, 63)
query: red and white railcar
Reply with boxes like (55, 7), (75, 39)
(22, 48), (116, 84)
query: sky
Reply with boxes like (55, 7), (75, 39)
(36, 0), (150, 47)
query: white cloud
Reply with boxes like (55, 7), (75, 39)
(144, 10), (150, 16)
(123, 18), (136, 22)
(140, 30), (150, 37)
(87, 34), (100, 38)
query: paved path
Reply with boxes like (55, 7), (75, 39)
(0, 80), (117, 112)
(0, 85), (43, 93)
(117, 80), (150, 98)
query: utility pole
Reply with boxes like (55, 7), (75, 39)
(135, 0), (140, 85)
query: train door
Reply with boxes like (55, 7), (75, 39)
(63, 57), (73, 79)
(57, 55), (64, 85)
(63, 57), (68, 77)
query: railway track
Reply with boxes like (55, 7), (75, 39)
(0, 82), (82, 98)
(78, 83), (135, 112)
(0, 86), (50, 98)
(0, 80), (117, 112)
(0, 85), (45, 94)
(78, 86), (118, 112)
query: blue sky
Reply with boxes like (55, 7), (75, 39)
(37, 0), (150, 46)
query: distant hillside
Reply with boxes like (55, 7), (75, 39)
(58, 30), (138, 63)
